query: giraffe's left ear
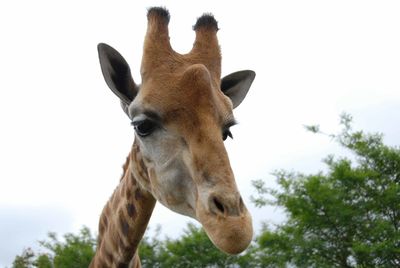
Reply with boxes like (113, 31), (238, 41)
(221, 70), (256, 109)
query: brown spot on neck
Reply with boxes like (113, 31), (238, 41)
(134, 188), (142, 201)
(126, 203), (136, 218)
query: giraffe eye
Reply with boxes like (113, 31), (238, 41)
(222, 129), (233, 141)
(131, 119), (157, 137)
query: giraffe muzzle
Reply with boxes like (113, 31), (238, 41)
(196, 190), (253, 254)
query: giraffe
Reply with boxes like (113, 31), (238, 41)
(90, 7), (256, 267)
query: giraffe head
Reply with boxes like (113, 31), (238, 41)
(98, 7), (255, 254)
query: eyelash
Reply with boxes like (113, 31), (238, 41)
(223, 129), (233, 141)
(222, 120), (236, 141)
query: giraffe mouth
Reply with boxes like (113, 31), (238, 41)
(195, 194), (253, 254)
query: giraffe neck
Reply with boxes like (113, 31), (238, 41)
(90, 145), (156, 268)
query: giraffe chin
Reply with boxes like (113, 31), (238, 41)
(197, 207), (253, 255)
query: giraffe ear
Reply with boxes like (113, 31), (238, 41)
(98, 43), (138, 113)
(221, 70), (256, 109)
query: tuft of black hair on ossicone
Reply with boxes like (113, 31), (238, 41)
(193, 13), (219, 31)
(147, 7), (170, 24)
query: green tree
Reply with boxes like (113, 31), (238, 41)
(11, 226), (95, 268)
(12, 248), (35, 268)
(39, 226), (95, 268)
(252, 113), (400, 267)
(139, 226), (163, 267)
(34, 254), (52, 268)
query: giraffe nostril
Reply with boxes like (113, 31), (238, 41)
(208, 193), (244, 216)
(212, 197), (225, 214)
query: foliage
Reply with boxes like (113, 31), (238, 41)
(139, 226), (163, 268)
(251, 113), (400, 267)
(12, 248), (35, 268)
(11, 226), (96, 268)
(34, 254), (52, 268)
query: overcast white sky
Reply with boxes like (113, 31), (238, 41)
(1, 0), (400, 266)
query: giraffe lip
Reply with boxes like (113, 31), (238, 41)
(196, 203), (253, 254)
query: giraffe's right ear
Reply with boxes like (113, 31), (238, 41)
(98, 43), (139, 115)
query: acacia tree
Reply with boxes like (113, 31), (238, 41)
(11, 248), (35, 268)
(251, 114), (400, 267)
(11, 227), (95, 268)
